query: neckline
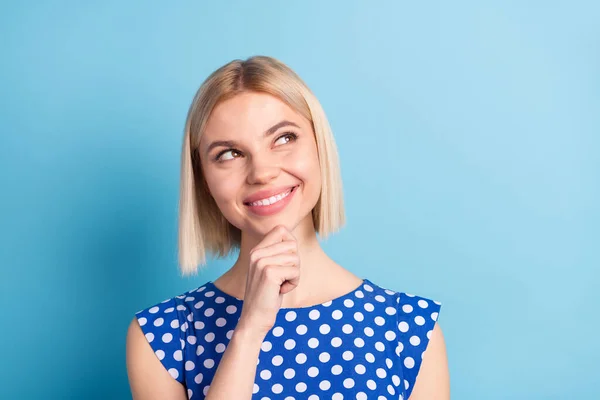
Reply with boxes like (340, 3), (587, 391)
(206, 278), (369, 311)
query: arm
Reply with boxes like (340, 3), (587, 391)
(126, 318), (187, 400)
(204, 325), (266, 400)
(408, 323), (450, 399)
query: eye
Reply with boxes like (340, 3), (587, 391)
(274, 132), (298, 147)
(216, 149), (242, 162)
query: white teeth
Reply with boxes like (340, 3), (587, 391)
(249, 187), (294, 207)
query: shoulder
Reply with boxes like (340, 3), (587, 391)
(367, 279), (448, 399)
(125, 283), (211, 398)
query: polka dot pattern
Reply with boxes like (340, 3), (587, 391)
(135, 278), (441, 399)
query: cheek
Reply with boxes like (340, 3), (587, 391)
(287, 146), (321, 189)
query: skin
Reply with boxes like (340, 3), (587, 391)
(126, 91), (450, 399)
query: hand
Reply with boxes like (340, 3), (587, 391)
(237, 225), (301, 338)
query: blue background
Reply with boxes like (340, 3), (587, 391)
(1, 1), (598, 398)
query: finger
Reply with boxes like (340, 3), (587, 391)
(256, 254), (299, 270)
(250, 241), (297, 263)
(263, 265), (300, 294)
(256, 225), (296, 248)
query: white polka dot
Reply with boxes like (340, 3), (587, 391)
(284, 368), (295, 379)
(319, 380), (331, 390)
(180, 322), (188, 332)
(431, 312), (439, 321)
(296, 382), (307, 392)
(145, 332), (154, 343)
(260, 369), (272, 379)
(343, 378), (355, 388)
(296, 324), (308, 335)
(342, 324), (353, 334)
(374, 316), (385, 326)
(196, 346), (204, 356)
(355, 364), (366, 374)
(376, 368), (387, 378)
(284, 339), (296, 350)
(342, 350), (354, 361)
(355, 290), (364, 298)
(404, 356), (415, 369)
(155, 350), (165, 360)
(364, 327), (374, 337)
(331, 337), (342, 347)
(367, 379), (377, 390)
(204, 291), (215, 297)
(415, 315), (425, 326)
(322, 300), (332, 307)
(285, 311), (297, 321)
(252, 383), (258, 394)
(194, 321), (204, 330)
(332, 310), (343, 320)
(164, 307), (174, 313)
(170, 319), (179, 329)
(365, 353), (375, 363)
(204, 359), (215, 368)
(357, 392), (368, 400)
(173, 350), (183, 361)
(364, 303), (375, 312)
(194, 372), (203, 384)
(272, 355), (283, 366)
(176, 305), (186, 311)
(354, 312), (364, 322)
(204, 308), (214, 317)
(138, 317), (147, 326)
(309, 310), (320, 320)
(308, 338), (319, 348)
(215, 343), (226, 353)
(354, 338), (365, 348)
(319, 324), (331, 334)
(385, 330), (396, 341)
(387, 384), (396, 395)
(162, 333), (173, 343)
(418, 299), (429, 308)
(410, 335), (421, 346)
(185, 361), (195, 371)
(319, 352), (330, 362)
(307, 366), (319, 377)
(261, 341), (272, 352)
(375, 342), (385, 352)
(385, 306), (396, 315)
(398, 321), (409, 332)
(392, 374), (401, 386)
(331, 364), (343, 375)
(226, 305), (237, 314)
(216, 317), (227, 327)
(427, 329), (433, 339)
(168, 368), (178, 379)
(149, 306), (159, 314)
(272, 383), (283, 394)
(344, 299), (354, 307)
(273, 326), (284, 337)
(187, 335), (196, 345)
(185, 296), (194, 302)
(205, 332), (215, 342)
(364, 284), (374, 292)
(296, 353), (307, 364)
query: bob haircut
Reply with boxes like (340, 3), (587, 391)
(179, 55), (345, 276)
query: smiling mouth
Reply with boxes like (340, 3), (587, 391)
(244, 186), (299, 207)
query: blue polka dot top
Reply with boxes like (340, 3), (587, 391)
(135, 278), (441, 399)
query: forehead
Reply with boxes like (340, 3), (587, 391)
(203, 92), (304, 139)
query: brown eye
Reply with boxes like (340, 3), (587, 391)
(274, 132), (298, 146)
(216, 149), (241, 162)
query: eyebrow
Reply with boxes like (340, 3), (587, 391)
(205, 120), (300, 156)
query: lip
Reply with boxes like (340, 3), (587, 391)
(243, 185), (299, 204)
(243, 185), (299, 217)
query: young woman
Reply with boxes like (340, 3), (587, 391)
(126, 55), (449, 399)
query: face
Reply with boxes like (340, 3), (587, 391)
(199, 91), (322, 238)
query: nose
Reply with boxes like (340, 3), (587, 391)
(246, 156), (280, 185)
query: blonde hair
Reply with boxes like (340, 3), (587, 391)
(179, 55), (345, 276)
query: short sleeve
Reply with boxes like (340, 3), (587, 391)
(135, 296), (190, 383)
(395, 292), (442, 399)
